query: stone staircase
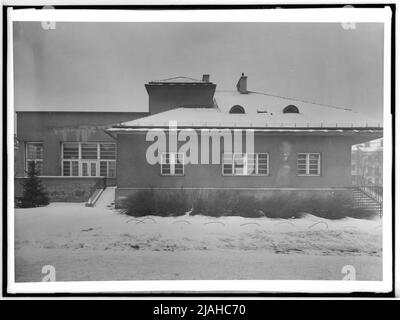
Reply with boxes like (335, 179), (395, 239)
(352, 187), (382, 216)
(94, 186), (116, 208)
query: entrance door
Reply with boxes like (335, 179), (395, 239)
(81, 161), (98, 176)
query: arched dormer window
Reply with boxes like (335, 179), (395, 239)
(229, 105), (245, 114)
(283, 105), (299, 114)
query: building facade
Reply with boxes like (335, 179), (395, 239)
(107, 74), (383, 206)
(15, 74), (383, 204)
(14, 75), (215, 202)
(15, 112), (147, 201)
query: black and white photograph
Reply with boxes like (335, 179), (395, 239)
(4, 4), (394, 295)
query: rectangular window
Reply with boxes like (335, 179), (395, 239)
(297, 153), (321, 176)
(81, 143), (98, 160)
(61, 142), (116, 177)
(99, 143), (116, 177)
(100, 143), (116, 159)
(222, 153), (269, 176)
(100, 161), (108, 177)
(62, 143), (79, 159)
(26, 142), (43, 175)
(234, 154), (245, 175)
(71, 161), (79, 176)
(161, 152), (184, 176)
(62, 160), (79, 176)
(222, 153), (233, 175)
(100, 160), (116, 178)
(257, 153), (269, 175)
(108, 161), (116, 177)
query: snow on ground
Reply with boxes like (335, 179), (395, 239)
(14, 203), (382, 282)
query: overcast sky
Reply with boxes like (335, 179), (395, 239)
(13, 22), (383, 120)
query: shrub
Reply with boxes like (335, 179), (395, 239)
(191, 191), (374, 220)
(305, 194), (350, 219)
(305, 193), (376, 220)
(260, 193), (372, 219)
(121, 189), (376, 220)
(121, 188), (190, 217)
(192, 190), (233, 217)
(153, 188), (190, 216)
(258, 193), (306, 219)
(230, 194), (264, 218)
(258, 192), (374, 220)
(17, 162), (49, 208)
(121, 189), (155, 217)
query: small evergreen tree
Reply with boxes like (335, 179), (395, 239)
(19, 162), (49, 208)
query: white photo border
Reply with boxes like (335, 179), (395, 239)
(6, 5), (394, 295)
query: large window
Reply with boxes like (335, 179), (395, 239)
(62, 142), (116, 177)
(26, 142), (43, 175)
(222, 153), (269, 176)
(297, 153), (321, 176)
(161, 153), (184, 176)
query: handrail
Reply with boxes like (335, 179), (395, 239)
(352, 184), (383, 217)
(356, 185), (383, 204)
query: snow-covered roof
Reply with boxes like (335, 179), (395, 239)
(109, 90), (382, 130)
(354, 145), (383, 152)
(148, 76), (211, 84)
(352, 139), (383, 152)
(215, 90), (378, 125)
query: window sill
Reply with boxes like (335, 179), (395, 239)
(222, 174), (270, 177)
(33, 176), (111, 178)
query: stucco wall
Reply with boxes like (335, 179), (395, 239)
(15, 112), (148, 177)
(116, 131), (354, 193)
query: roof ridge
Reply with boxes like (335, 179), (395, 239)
(151, 76), (202, 83)
(248, 90), (354, 112)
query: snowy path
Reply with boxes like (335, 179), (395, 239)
(14, 203), (382, 282)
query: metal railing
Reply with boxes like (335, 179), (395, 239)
(358, 185), (383, 203)
(353, 184), (383, 217)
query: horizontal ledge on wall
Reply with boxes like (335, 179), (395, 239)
(109, 128), (382, 132)
(15, 176), (108, 179)
(116, 187), (352, 191)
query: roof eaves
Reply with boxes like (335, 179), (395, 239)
(108, 125), (383, 131)
(147, 82), (214, 86)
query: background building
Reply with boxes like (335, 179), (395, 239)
(351, 139), (383, 185)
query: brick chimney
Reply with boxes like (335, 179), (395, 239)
(202, 74), (210, 82)
(236, 73), (248, 94)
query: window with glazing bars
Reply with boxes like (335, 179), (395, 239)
(222, 153), (269, 176)
(160, 153), (184, 175)
(26, 142), (43, 175)
(61, 142), (116, 177)
(297, 153), (321, 176)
